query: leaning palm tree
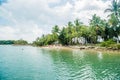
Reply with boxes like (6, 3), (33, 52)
(104, 0), (120, 17)
(105, 0), (120, 43)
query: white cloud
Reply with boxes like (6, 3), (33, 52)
(0, 0), (112, 42)
(72, 0), (111, 25)
(0, 23), (43, 42)
(0, 26), (17, 40)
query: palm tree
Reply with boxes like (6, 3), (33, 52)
(52, 25), (60, 34)
(74, 19), (83, 44)
(90, 14), (106, 43)
(105, 0), (120, 43)
(74, 19), (83, 33)
(104, 0), (120, 17)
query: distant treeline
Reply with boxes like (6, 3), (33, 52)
(0, 40), (14, 45)
(0, 39), (28, 45)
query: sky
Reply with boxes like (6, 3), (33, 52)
(0, 0), (112, 42)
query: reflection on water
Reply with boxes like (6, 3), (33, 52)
(0, 46), (120, 80)
(97, 51), (103, 60)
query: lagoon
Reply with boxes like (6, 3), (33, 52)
(0, 45), (120, 80)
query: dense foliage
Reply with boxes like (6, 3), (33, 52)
(100, 39), (116, 47)
(33, 0), (120, 46)
(14, 39), (28, 45)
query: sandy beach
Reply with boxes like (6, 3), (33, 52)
(40, 45), (120, 53)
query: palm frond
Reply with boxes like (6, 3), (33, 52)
(118, 1), (120, 7)
(107, 14), (111, 17)
(104, 8), (113, 13)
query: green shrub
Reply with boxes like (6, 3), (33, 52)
(100, 39), (115, 47)
(108, 44), (120, 50)
(116, 44), (120, 49)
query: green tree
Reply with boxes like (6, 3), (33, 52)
(74, 19), (82, 37)
(59, 27), (68, 45)
(90, 14), (106, 43)
(104, 0), (120, 17)
(52, 25), (59, 42)
(105, 0), (120, 42)
(52, 25), (60, 34)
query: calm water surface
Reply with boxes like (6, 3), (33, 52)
(0, 45), (120, 80)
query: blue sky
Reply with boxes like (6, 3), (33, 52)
(0, 0), (7, 5)
(0, 0), (111, 42)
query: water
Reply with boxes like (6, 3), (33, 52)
(0, 45), (120, 80)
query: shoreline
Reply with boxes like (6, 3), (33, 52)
(1, 44), (119, 53)
(40, 45), (120, 53)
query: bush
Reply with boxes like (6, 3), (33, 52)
(100, 39), (115, 47)
(116, 44), (120, 49)
(109, 44), (120, 50)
